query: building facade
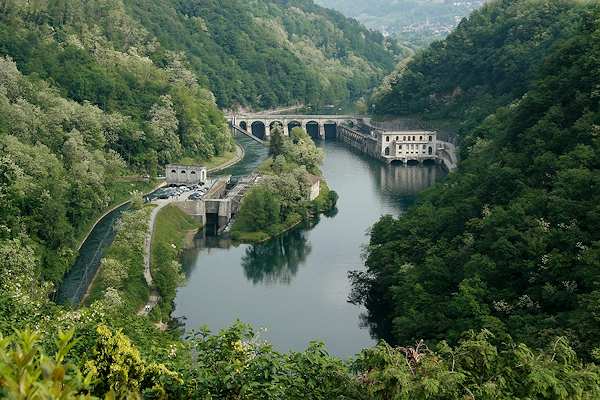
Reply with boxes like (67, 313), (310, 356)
(375, 130), (437, 163)
(166, 164), (207, 185)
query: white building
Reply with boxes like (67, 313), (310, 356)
(166, 164), (207, 185)
(376, 130), (438, 163)
(307, 174), (321, 201)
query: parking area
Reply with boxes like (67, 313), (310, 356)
(152, 181), (212, 202)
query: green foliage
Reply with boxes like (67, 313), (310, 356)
(185, 322), (359, 399)
(268, 125), (284, 159)
(84, 324), (181, 398)
(373, 0), (581, 129)
(87, 207), (153, 312)
(354, 330), (600, 399)
(356, 0), (600, 360)
(232, 186), (282, 238)
(151, 205), (199, 319)
(232, 127), (330, 242)
(0, 329), (95, 399)
(3, 325), (600, 399)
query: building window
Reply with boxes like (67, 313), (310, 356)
(191, 171), (196, 175)
(429, 135), (432, 142)
(420, 136), (423, 141)
(385, 147), (390, 156)
(181, 170), (186, 174)
(428, 147), (433, 155)
(396, 136), (399, 141)
(386, 136), (390, 142)
(171, 170), (176, 173)
(423, 145), (426, 150)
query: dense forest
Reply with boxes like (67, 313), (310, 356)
(0, 0), (396, 287)
(354, 0), (600, 362)
(4, 0), (600, 398)
(125, 0), (401, 109)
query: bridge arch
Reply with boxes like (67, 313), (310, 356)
(305, 121), (321, 140)
(323, 120), (338, 140)
(269, 121), (284, 137)
(287, 120), (302, 136)
(250, 121), (267, 140)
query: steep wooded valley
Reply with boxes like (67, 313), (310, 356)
(3, 0), (600, 398)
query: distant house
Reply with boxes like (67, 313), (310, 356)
(166, 164), (207, 185)
(307, 174), (321, 201)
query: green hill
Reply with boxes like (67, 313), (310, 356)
(355, 0), (600, 359)
(0, 0), (399, 284)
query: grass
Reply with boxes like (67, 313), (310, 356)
(85, 205), (155, 311)
(178, 148), (239, 170)
(151, 205), (201, 319)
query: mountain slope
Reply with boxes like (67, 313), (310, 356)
(354, 0), (600, 358)
(0, 0), (398, 284)
(125, 0), (401, 109)
(372, 0), (578, 130)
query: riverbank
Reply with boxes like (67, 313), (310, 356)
(64, 141), (247, 308)
(231, 180), (337, 244)
(207, 143), (244, 174)
(147, 205), (200, 319)
(74, 180), (163, 253)
(84, 205), (154, 311)
(229, 127), (337, 244)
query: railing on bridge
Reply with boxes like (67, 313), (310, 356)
(230, 123), (266, 144)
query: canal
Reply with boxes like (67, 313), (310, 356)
(173, 139), (446, 358)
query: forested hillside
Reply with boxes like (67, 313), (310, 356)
(372, 0), (577, 129)
(0, 0), (397, 287)
(6, 0), (600, 398)
(125, 0), (400, 109)
(354, 0), (600, 361)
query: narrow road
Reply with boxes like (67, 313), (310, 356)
(137, 198), (175, 316)
(137, 144), (246, 316)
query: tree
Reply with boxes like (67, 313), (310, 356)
(269, 125), (284, 158)
(233, 186), (281, 233)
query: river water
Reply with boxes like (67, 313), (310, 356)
(173, 138), (446, 358)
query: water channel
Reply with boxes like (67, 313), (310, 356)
(174, 138), (447, 358)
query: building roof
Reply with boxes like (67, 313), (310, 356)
(166, 164), (207, 170)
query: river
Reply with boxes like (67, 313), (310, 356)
(173, 138), (447, 358)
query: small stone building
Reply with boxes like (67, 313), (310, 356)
(166, 164), (207, 185)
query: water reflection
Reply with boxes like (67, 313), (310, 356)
(242, 228), (311, 285)
(174, 139), (447, 357)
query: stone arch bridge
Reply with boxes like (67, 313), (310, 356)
(227, 114), (365, 141)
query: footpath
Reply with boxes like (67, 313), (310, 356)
(137, 144), (245, 317)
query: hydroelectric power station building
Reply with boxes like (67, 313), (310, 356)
(166, 164), (208, 185)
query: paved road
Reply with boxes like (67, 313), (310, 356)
(137, 144), (246, 317)
(137, 194), (186, 316)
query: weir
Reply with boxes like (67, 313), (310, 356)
(227, 113), (458, 171)
(172, 174), (262, 234)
